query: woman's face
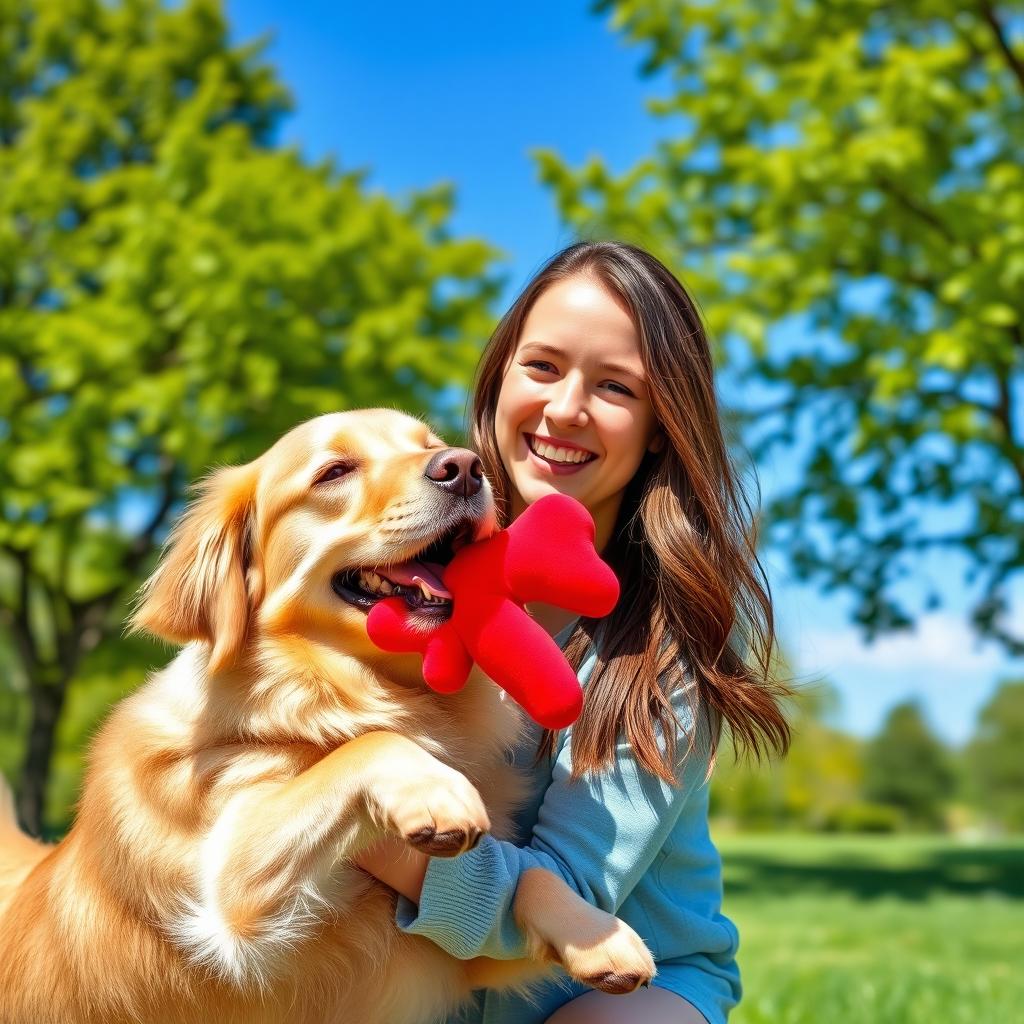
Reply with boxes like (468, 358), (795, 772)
(495, 273), (663, 549)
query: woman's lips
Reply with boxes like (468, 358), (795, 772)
(523, 433), (596, 476)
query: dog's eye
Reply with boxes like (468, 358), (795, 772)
(314, 461), (357, 485)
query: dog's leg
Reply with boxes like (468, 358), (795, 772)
(171, 730), (489, 986)
(465, 867), (656, 996)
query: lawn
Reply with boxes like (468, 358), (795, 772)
(717, 833), (1024, 1024)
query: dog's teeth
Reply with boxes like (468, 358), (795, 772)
(357, 570), (392, 596)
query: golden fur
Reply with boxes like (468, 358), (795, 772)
(0, 409), (653, 1024)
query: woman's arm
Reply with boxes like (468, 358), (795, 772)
(382, 683), (710, 962)
(355, 837), (428, 903)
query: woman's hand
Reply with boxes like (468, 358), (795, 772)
(354, 835), (429, 904)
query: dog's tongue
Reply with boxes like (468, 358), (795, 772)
(386, 560), (451, 599)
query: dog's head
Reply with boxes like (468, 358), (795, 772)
(131, 409), (495, 681)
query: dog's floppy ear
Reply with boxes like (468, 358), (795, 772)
(131, 463), (257, 674)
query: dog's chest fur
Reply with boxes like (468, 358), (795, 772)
(35, 655), (532, 1023)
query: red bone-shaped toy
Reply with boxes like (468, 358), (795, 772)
(366, 493), (619, 729)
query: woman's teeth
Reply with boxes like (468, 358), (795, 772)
(528, 436), (594, 464)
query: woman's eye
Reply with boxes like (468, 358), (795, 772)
(315, 462), (357, 484)
(604, 381), (635, 397)
(523, 360), (556, 373)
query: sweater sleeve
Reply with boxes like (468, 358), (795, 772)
(394, 682), (710, 960)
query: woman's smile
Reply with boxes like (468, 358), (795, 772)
(523, 432), (598, 475)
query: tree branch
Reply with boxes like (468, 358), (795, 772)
(979, 1), (1024, 94)
(1, 548), (40, 677)
(124, 460), (180, 569)
(993, 371), (1024, 494)
(875, 174), (963, 250)
(64, 462), (180, 658)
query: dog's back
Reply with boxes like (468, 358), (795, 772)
(0, 775), (49, 915)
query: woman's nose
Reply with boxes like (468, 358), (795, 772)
(546, 374), (588, 426)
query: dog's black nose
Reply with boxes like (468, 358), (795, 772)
(425, 448), (483, 498)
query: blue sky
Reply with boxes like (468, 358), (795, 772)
(225, 0), (1024, 744)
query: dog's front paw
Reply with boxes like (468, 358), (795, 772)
(370, 760), (491, 858)
(547, 913), (656, 995)
(571, 916), (656, 994)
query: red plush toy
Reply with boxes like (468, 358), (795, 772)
(366, 493), (619, 729)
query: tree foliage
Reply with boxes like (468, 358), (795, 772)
(863, 701), (955, 827)
(540, 0), (1024, 651)
(966, 678), (1024, 829)
(0, 0), (500, 832)
(712, 680), (865, 830)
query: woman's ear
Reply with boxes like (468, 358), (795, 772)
(131, 463), (258, 675)
(648, 430), (666, 454)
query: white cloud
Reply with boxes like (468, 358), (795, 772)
(793, 612), (1024, 678)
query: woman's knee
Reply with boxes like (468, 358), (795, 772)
(544, 986), (708, 1024)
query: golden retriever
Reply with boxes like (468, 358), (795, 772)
(0, 409), (654, 1024)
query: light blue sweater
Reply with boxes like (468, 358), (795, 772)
(396, 625), (741, 1024)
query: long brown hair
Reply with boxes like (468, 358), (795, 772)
(469, 241), (790, 783)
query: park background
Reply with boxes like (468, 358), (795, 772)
(0, 1), (1022, 1020)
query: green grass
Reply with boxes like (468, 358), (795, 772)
(717, 834), (1024, 1024)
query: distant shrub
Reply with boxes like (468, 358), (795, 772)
(821, 802), (903, 834)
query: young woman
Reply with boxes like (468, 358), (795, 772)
(357, 241), (789, 1023)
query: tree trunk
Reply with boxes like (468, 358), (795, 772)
(16, 679), (69, 838)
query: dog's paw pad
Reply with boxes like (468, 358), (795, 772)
(580, 971), (649, 995)
(405, 826), (480, 857)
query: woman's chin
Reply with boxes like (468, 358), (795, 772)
(517, 475), (584, 506)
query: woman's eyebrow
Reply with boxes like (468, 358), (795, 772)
(520, 341), (645, 380)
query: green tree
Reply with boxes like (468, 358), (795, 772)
(0, 0), (500, 834)
(966, 679), (1024, 829)
(539, 1), (1024, 650)
(712, 679), (864, 830)
(864, 701), (954, 828)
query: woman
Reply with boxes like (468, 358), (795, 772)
(358, 240), (789, 1023)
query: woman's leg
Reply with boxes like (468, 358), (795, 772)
(544, 986), (708, 1024)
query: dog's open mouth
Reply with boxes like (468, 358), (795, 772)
(331, 518), (476, 620)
